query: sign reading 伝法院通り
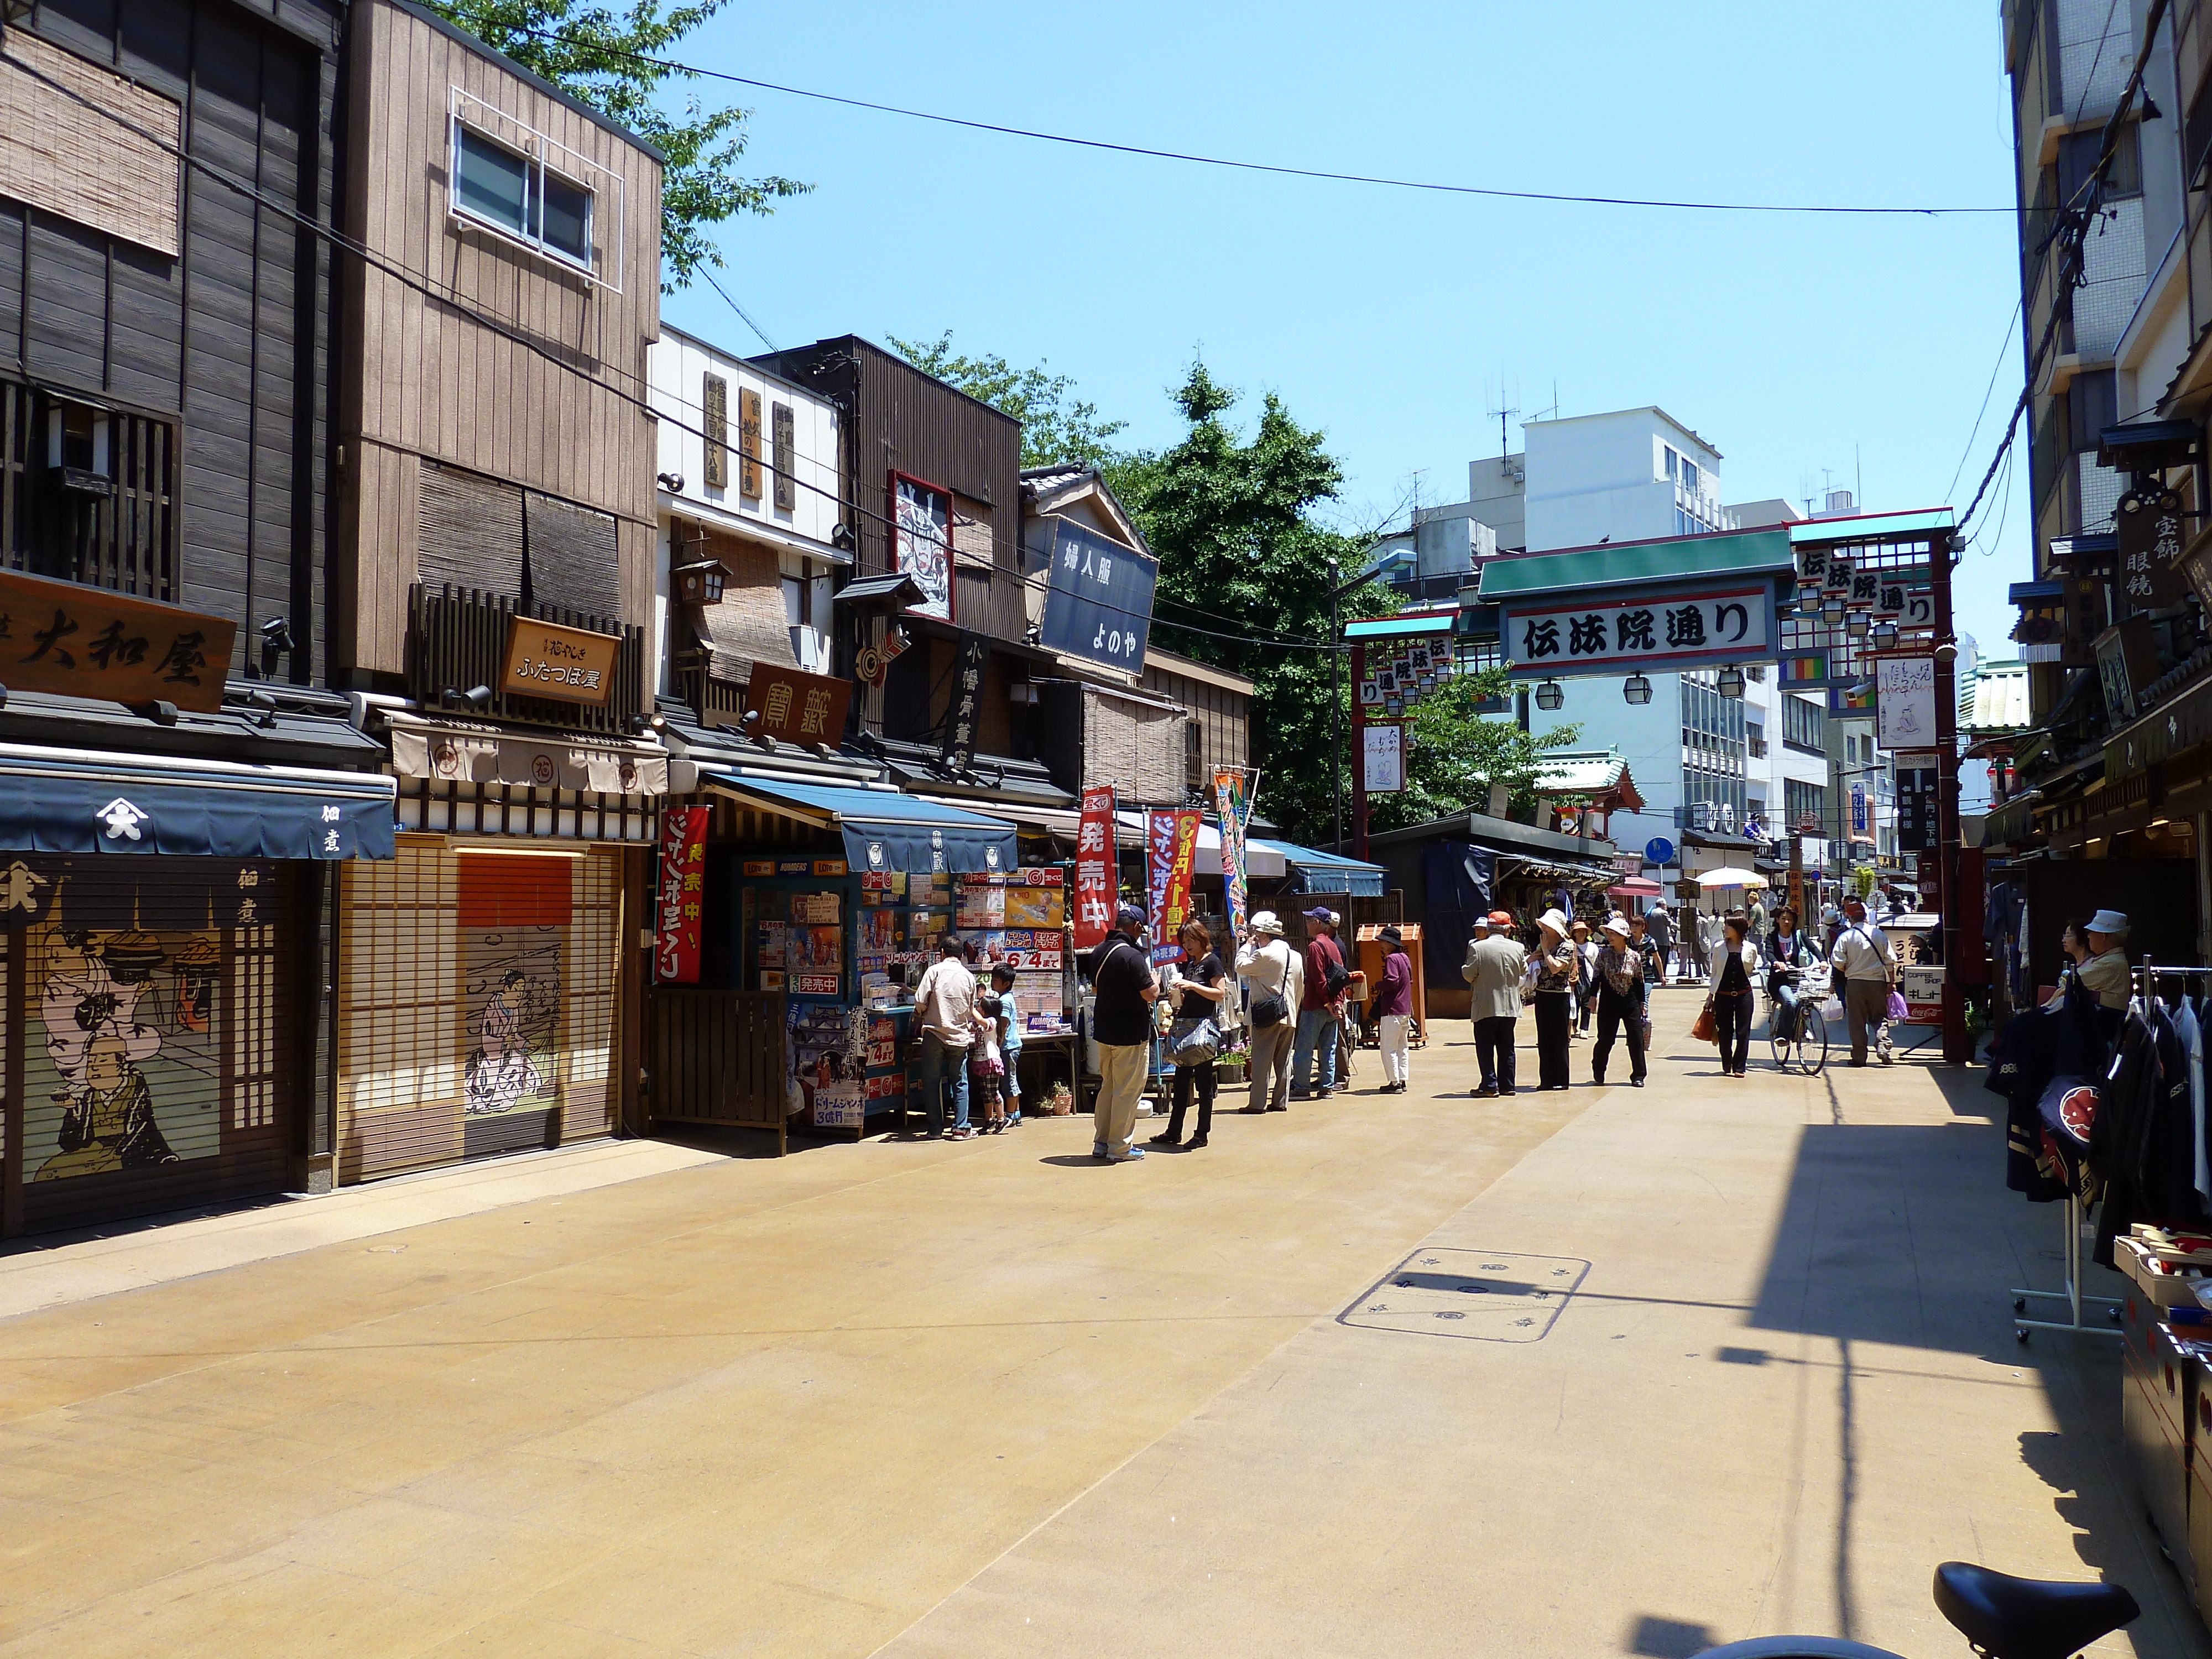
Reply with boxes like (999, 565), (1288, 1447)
(1501, 583), (1775, 679)
(1039, 519), (1158, 674)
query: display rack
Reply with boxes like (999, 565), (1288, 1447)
(2011, 959), (2212, 1342)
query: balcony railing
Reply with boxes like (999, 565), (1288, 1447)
(673, 648), (747, 729)
(409, 583), (643, 735)
(1, 375), (178, 601)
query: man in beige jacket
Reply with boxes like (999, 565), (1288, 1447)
(1462, 909), (1528, 1098)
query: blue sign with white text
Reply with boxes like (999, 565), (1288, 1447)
(1039, 519), (1159, 674)
(1644, 837), (1675, 867)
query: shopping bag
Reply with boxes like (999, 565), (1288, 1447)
(1691, 999), (1718, 1044)
(1885, 988), (1910, 1022)
(1170, 1016), (1220, 1066)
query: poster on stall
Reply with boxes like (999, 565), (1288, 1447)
(1073, 784), (1117, 951)
(786, 1005), (863, 1121)
(1147, 807), (1202, 964)
(654, 806), (709, 983)
(1004, 885), (1066, 928)
(956, 883), (1006, 930)
(1214, 768), (1251, 937)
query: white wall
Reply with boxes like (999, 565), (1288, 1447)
(1524, 408), (1722, 552)
(648, 330), (843, 549)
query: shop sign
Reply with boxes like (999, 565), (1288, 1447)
(1872, 651), (1937, 751)
(940, 632), (989, 773)
(2116, 499), (2188, 617)
(790, 973), (840, 996)
(1146, 807), (1202, 964)
(655, 806), (709, 983)
(1895, 766), (1938, 854)
(1898, 963), (1946, 1024)
(500, 614), (619, 706)
(745, 663), (851, 746)
(2094, 619), (2161, 725)
(1362, 723), (1404, 794)
(1039, 518), (1158, 674)
(1072, 784), (1117, 950)
(0, 566), (237, 713)
(890, 470), (954, 623)
(1502, 581), (1775, 679)
(1849, 781), (1872, 843)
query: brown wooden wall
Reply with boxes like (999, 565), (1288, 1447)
(1142, 657), (1252, 785)
(332, 0), (662, 679)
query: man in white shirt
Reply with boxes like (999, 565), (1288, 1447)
(912, 935), (979, 1138)
(1830, 897), (1896, 1066)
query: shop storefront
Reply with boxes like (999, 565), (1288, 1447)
(0, 743), (396, 1235)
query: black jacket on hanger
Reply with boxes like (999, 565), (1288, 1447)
(2091, 997), (2201, 1266)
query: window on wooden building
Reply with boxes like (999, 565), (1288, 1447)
(0, 378), (178, 601)
(448, 92), (619, 285)
(1185, 718), (1205, 794)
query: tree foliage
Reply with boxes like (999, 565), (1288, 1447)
(425, 0), (808, 290)
(887, 333), (1128, 471)
(1367, 670), (1579, 836)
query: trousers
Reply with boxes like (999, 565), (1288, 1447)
(1474, 1015), (1518, 1093)
(1533, 992), (1573, 1089)
(1292, 1005), (1340, 1094)
(1714, 988), (1754, 1074)
(1379, 1014), (1412, 1087)
(1248, 1020), (1294, 1111)
(1845, 978), (1892, 1064)
(917, 1034), (971, 1134)
(1094, 1041), (1147, 1156)
(1592, 989), (1646, 1083)
(1168, 1061), (1215, 1141)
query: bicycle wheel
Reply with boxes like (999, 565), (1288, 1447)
(1799, 1005), (1828, 1076)
(1768, 1007), (1793, 1072)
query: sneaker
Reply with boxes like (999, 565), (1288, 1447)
(946, 1128), (977, 1140)
(1093, 1142), (1109, 1159)
(1109, 1146), (1147, 1162)
(1315, 1088), (1335, 1100)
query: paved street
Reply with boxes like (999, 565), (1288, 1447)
(1, 994), (2201, 1658)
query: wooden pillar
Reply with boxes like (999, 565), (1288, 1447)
(1933, 532), (1971, 1063)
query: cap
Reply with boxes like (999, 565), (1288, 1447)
(1488, 910), (1515, 927)
(1303, 906), (1335, 924)
(1469, 915), (1492, 933)
(1116, 902), (1147, 931)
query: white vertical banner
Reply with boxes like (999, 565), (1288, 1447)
(1363, 723), (1405, 794)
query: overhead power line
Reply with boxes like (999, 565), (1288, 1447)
(510, 25), (2011, 218)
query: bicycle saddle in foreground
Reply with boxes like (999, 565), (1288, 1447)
(1931, 1561), (2139, 1659)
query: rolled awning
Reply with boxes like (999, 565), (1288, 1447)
(700, 770), (1018, 875)
(387, 711), (669, 796)
(0, 741), (395, 859)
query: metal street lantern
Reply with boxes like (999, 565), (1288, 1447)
(1845, 611), (1870, 641)
(674, 559), (726, 605)
(1871, 619), (1899, 651)
(1535, 678), (1564, 712)
(1624, 672), (1652, 705)
(1717, 665), (1745, 699)
(1822, 594), (1847, 623)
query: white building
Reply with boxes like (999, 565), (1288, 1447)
(646, 327), (847, 709)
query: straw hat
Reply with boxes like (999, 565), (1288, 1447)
(1537, 908), (1572, 939)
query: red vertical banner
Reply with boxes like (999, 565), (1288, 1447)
(1072, 784), (1117, 951)
(655, 806), (711, 983)
(1147, 807), (1202, 963)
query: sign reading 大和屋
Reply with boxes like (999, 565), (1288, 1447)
(0, 567), (237, 713)
(1039, 518), (1158, 674)
(1502, 582), (1776, 679)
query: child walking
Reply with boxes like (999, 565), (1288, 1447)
(988, 963), (1023, 1125)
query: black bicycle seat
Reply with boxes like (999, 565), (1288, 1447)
(1932, 1562), (2139, 1659)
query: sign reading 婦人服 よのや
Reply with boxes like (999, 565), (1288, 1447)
(1039, 519), (1159, 674)
(1501, 582), (1775, 679)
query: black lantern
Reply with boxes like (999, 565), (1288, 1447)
(674, 559), (726, 605)
(1624, 673), (1652, 705)
(1535, 678), (1564, 712)
(1871, 619), (1900, 651)
(1717, 665), (1744, 699)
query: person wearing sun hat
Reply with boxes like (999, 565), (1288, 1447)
(1234, 910), (1302, 1113)
(1590, 915), (1649, 1087)
(1530, 907), (1578, 1092)
(1462, 909), (1525, 1097)
(2077, 909), (2132, 1010)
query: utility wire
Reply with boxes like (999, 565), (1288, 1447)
(510, 25), (2011, 218)
(699, 265), (778, 353)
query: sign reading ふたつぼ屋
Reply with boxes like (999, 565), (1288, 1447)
(500, 615), (619, 706)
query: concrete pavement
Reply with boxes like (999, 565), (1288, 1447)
(0, 994), (2199, 1658)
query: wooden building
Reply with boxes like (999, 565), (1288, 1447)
(0, 0), (397, 1236)
(324, 0), (668, 1187)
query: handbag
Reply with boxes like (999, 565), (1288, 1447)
(1170, 1015), (1221, 1065)
(1248, 945), (1291, 1030)
(1691, 998), (1718, 1044)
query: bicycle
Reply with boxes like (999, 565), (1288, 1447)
(1766, 965), (1829, 1076)
(1695, 1559), (2138, 1657)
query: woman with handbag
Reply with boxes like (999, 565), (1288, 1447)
(1711, 911), (1761, 1077)
(1590, 916), (1648, 1087)
(1154, 919), (1229, 1149)
(1234, 911), (1303, 1114)
(1531, 909), (1579, 1092)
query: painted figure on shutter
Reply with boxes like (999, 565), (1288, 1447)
(36, 1032), (178, 1180)
(466, 967), (549, 1115)
(463, 931), (562, 1121)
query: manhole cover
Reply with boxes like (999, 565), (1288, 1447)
(1339, 1247), (1589, 1343)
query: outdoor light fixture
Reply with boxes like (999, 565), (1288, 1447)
(1717, 665), (1745, 699)
(1934, 640), (1959, 665)
(445, 684), (493, 712)
(1872, 619), (1900, 651)
(1823, 595), (1847, 623)
(1624, 673), (1652, 705)
(1536, 678), (1564, 712)
(674, 559), (726, 605)
(656, 471), (686, 494)
(1845, 612), (1870, 641)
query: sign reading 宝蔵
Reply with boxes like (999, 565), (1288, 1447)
(1502, 582), (1775, 679)
(0, 567), (237, 713)
(744, 664), (852, 745)
(500, 614), (619, 706)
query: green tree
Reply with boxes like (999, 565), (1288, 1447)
(1368, 668), (1579, 836)
(887, 333), (1128, 471)
(425, 0), (808, 290)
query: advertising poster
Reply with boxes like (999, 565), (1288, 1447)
(1072, 784), (1117, 951)
(654, 805), (709, 983)
(1214, 768), (1251, 937)
(787, 1005), (863, 1125)
(891, 471), (953, 622)
(1146, 808), (1202, 964)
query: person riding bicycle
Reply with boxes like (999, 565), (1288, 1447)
(1764, 904), (1824, 1044)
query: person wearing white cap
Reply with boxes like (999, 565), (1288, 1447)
(1531, 908), (1578, 1092)
(1234, 911), (1303, 1113)
(2077, 909), (2132, 1010)
(1831, 895), (1897, 1066)
(1590, 916), (1648, 1087)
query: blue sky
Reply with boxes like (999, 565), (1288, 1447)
(658, 2), (2029, 660)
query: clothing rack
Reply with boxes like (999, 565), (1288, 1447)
(2009, 958), (2212, 1342)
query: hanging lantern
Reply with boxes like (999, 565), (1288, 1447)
(1536, 678), (1564, 712)
(674, 559), (726, 605)
(1717, 665), (1744, 699)
(1624, 672), (1653, 705)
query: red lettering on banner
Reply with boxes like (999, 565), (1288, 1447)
(1072, 785), (1117, 952)
(656, 807), (711, 982)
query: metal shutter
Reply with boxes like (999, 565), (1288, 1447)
(561, 849), (620, 1142)
(340, 839), (466, 1181)
(418, 461), (525, 598)
(524, 490), (623, 624)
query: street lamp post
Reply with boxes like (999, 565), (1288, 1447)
(1329, 557), (1342, 851)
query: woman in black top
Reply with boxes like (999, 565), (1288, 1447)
(1712, 911), (1760, 1077)
(1153, 919), (1228, 1149)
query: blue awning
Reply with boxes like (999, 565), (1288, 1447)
(701, 770), (1019, 875)
(0, 743), (396, 859)
(1251, 837), (1389, 898)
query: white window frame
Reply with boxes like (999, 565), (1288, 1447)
(448, 87), (625, 293)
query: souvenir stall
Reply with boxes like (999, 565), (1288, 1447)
(953, 867), (1081, 1110)
(681, 774), (1021, 1141)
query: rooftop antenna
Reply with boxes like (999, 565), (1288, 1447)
(1528, 379), (1561, 424)
(1485, 374), (1519, 461)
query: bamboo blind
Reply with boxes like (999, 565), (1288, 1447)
(0, 31), (181, 258)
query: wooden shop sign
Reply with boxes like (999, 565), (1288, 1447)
(745, 663), (852, 744)
(0, 567), (236, 713)
(501, 614), (620, 706)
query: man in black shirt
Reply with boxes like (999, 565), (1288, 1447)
(1088, 902), (1160, 1162)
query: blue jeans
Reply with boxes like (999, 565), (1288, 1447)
(917, 1034), (971, 1133)
(1771, 980), (1802, 1040)
(1292, 1006), (1340, 1094)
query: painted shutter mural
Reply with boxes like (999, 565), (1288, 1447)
(702, 374), (729, 489)
(338, 840), (623, 1183)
